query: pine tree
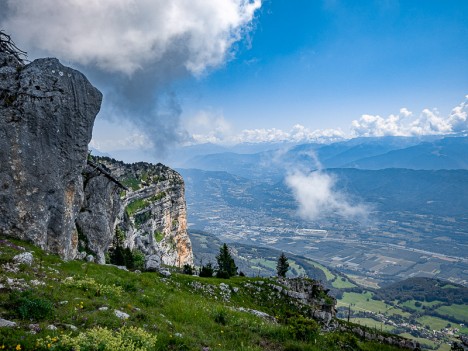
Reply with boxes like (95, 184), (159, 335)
(199, 262), (214, 277)
(216, 243), (238, 278)
(276, 252), (289, 278)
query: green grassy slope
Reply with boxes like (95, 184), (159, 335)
(0, 236), (404, 351)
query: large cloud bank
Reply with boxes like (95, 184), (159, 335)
(2, 0), (261, 75)
(351, 96), (468, 137)
(187, 96), (468, 145)
(1, 0), (261, 154)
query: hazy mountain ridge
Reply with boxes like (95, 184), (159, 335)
(181, 136), (468, 180)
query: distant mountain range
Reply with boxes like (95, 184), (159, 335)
(180, 136), (468, 180)
(179, 167), (468, 217)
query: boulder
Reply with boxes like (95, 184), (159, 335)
(13, 252), (33, 266)
(0, 50), (102, 260)
(144, 255), (161, 272)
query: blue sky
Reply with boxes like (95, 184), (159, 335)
(179, 0), (468, 135)
(2, 0), (468, 154)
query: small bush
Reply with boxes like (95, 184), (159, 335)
(199, 262), (214, 277)
(214, 308), (228, 326)
(182, 264), (194, 275)
(10, 290), (54, 321)
(63, 276), (123, 297)
(286, 315), (319, 341)
(37, 326), (157, 351)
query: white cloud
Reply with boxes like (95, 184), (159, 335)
(351, 96), (468, 137)
(3, 0), (261, 75)
(231, 124), (345, 144)
(285, 169), (369, 221)
(185, 110), (233, 144)
(448, 95), (468, 132)
(89, 119), (153, 151)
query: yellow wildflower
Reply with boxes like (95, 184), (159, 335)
(16, 345), (21, 351)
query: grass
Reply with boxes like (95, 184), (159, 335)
(305, 260), (334, 281)
(400, 299), (442, 312)
(416, 315), (451, 330)
(0, 236), (407, 351)
(349, 318), (395, 333)
(331, 277), (356, 289)
(399, 333), (440, 349)
(435, 304), (468, 323)
(338, 292), (410, 317)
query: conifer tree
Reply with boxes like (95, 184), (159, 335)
(276, 252), (289, 278)
(216, 243), (238, 278)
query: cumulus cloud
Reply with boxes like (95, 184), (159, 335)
(232, 124), (345, 144)
(285, 169), (369, 221)
(185, 110), (233, 144)
(1, 0), (261, 156)
(448, 95), (468, 132)
(2, 0), (261, 75)
(351, 96), (468, 137)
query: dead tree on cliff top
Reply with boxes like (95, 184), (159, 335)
(0, 31), (27, 64)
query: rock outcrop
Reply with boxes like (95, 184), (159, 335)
(75, 163), (122, 264)
(0, 43), (101, 260)
(90, 157), (193, 267)
(0, 34), (193, 266)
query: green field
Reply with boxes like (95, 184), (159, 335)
(399, 333), (440, 349)
(417, 315), (451, 330)
(349, 318), (395, 333)
(332, 277), (357, 289)
(400, 299), (442, 312)
(338, 292), (409, 317)
(435, 304), (468, 323)
(306, 260), (335, 281)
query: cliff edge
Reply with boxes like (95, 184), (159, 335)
(0, 37), (102, 260)
(0, 33), (192, 267)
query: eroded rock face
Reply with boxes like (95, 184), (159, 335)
(0, 51), (102, 259)
(93, 157), (194, 267)
(0, 43), (193, 266)
(76, 164), (121, 264)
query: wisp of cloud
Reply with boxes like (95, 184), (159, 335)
(285, 152), (369, 222)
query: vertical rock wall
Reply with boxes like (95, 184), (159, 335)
(0, 51), (102, 260)
(93, 158), (194, 267)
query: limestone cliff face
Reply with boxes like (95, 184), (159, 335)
(0, 50), (101, 260)
(0, 39), (193, 266)
(76, 163), (122, 264)
(93, 157), (193, 267)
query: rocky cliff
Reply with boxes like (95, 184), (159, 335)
(0, 40), (102, 260)
(87, 156), (193, 267)
(0, 34), (192, 267)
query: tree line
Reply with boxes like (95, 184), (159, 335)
(183, 243), (290, 279)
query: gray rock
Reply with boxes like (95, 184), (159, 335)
(64, 324), (78, 331)
(85, 254), (94, 262)
(159, 269), (171, 277)
(237, 307), (276, 323)
(76, 164), (121, 264)
(13, 252), (33, 265)
(75, 252), (87, 260)
(0, 318), (16, 327)
(47, 325), (57, 331)
(0, 50), (102, 260)
(144, 255), (161, 272)
(114, 310), (130, 319)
